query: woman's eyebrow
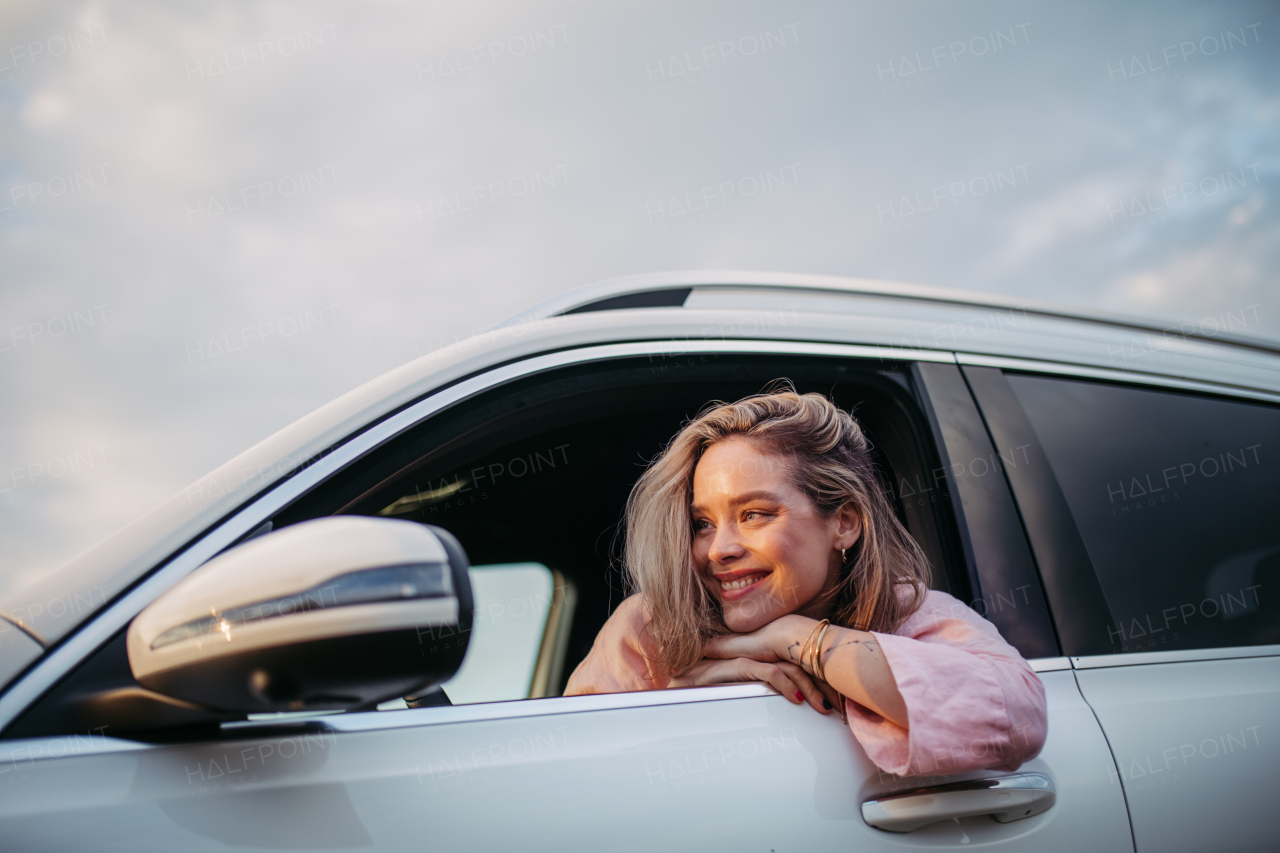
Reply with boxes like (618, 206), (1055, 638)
(690, 489), (785, 514)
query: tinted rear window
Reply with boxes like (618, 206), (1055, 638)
(1006, 374), (1280, 654)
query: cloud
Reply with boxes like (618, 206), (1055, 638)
(1, 0), (1278, 592)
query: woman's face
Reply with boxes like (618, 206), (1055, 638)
(690, 437), (861, 633)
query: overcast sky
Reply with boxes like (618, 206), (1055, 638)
(1, 0), (1276, 593)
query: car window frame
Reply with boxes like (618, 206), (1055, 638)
(912, 362), (1060, 659)
(0, 338), (962, 736)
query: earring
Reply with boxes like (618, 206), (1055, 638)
(840, 547), (847, 563)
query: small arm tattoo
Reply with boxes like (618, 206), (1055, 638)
(785, 642), (802, 664)
(823, 637), (879, 663)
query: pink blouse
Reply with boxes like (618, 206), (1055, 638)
(564, 588), (1048, 778)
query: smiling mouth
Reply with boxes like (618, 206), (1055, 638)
(718, 572), (770, 593)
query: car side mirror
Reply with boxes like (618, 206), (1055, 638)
(126, 517), (473, 714)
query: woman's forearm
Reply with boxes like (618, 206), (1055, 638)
(776, 618), (908, 728)
(818, 625), (909, 728)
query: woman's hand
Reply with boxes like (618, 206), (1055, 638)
(699, 614), (906, 728)
(667, 656), (837, 714)
(701, 614), (809, 666)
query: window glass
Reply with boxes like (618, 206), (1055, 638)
(443, 563), (553, 704)
(1006, 374), (1279, 654)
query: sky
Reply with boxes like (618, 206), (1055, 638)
(1, 0), (1277, 594)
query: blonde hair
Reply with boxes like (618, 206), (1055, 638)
(624, 383), (931, 676)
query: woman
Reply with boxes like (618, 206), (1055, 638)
(564, 386), (1047, 778)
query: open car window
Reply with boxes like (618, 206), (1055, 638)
(273, 353), (975, 700)
(2, 353), (982, 739)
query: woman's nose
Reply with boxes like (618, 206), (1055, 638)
(708, 524), (746, 563)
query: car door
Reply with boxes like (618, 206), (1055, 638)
(0, 674), (1121, 852)
(964, 362), (1280, 853)
(0, 343), (1132, 851)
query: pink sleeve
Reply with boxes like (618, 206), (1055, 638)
(563, 595), (670, 695)
(844, 589), (1047, 778)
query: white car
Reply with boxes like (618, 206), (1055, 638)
(0, 271), (1276, 852)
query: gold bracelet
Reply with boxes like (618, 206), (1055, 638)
(812, 623), (846, 723)
(803, 617), (824, 671)
(798, 617), (819, 671)
(800, 620), (825, 675)
(800, 620), (822, 674)
(813, 621), (831, 683)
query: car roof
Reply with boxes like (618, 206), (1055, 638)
(503, 270), (1280, 357)
(4, 271), (1279, 652)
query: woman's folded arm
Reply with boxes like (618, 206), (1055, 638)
(563, 589), (1048, 781)
(848, 590), (1047, 778)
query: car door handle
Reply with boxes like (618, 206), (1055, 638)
(862, 773), (1055, 832)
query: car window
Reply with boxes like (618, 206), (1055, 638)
(0, 355), (984, 739)
(1004, 374), (1280, 654)
(443, 563), (554, 704)
(278, 354), (972, 694)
